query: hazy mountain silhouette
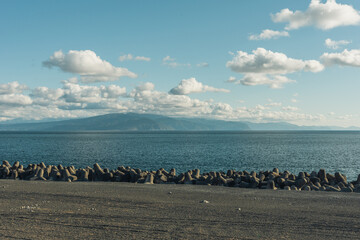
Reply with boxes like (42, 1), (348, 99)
(0, 113), (358, 131)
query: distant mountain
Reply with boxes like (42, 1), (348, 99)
(0, 113), (250, 131)
(0, 113), (358, 131)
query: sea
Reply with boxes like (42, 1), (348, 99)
(0, 131), (359, 181)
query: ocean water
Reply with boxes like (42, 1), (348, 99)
(0, 131), (359, 181)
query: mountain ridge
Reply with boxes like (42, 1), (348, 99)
(0, 113), (358, 131)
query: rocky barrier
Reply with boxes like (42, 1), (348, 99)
(1, 160), (360, 192)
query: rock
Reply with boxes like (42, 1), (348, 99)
(12, 161), (20, 169)
(318, 169), (326, 180)
(218, 175), (227, 186)
(267, 180), (277, 190)
(258, 173), (265, 181)
(277, 177), (286, 187)
(290, 185), (298, 191)
(283, 186), (291, 190)
(40, 162), (46, 169)
(184, 171), (194, 184)
(193, 169), (201, 179)
(310, 177), (320, 184)
(144, 173), (154, 184)
(10, 170), (18, 179)
(310, 171), (318, 178)
(335, 172), (347, 184)
(302, 185), (311, 191)
(325, 185), (341, 192)
(295, 178), (307, 188)
(170, 168), (176, 177)
(2, 160), (11, 168)
(200, 200), (210, 204)
(288, 174), (296, 181)
(284, 180), (296, 187)
(273, 168), (279, 175)
(298, 172), (305, 179)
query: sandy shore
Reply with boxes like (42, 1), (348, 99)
(0, 180), (359, 240)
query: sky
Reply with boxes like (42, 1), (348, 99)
(1, 0), (360, 127)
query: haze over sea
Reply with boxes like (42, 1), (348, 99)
(1, 131), (359, 181)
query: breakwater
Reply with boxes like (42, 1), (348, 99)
(1, 160), (359, 192)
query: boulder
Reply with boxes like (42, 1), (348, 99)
(144, 173), (154, 184)
(318, 169), (326, 180)
(295, 178), (307, 188)
(335, 172), (347, 184)
(267, 180), (277, 190)
(283, 186), (291, 190)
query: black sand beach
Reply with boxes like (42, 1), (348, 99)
(0, 180), (359, 240)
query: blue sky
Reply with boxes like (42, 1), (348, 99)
(1, 0), (360, 126)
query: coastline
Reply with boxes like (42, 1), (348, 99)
(0, 180), (359, 239)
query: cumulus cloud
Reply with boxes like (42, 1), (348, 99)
(43, 50), (137, 83)
(0, 94), (32, 106)
(0, 81), (28, 95)
(226, 48), (323, 88)
(169, 78), (230, 95)
(272, 0), (360, 30)
(249, 29), (289, 40)
(237, 74), (295, 89)
(227, 48), (324, 74)
(321, 49), (360, 67)
(325, 38), (351, 49)
(61, 82), (127, 104)
(118, 54), (151, 62)
(0, 80), (329, 126)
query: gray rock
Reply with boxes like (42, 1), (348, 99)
(144, 173), (154, 184)
(267, 180), (277, 190)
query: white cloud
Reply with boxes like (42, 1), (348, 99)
(0, 81), (332, 126)
(321, 49), (360, 67)
(169, 78), (230, 95)
(43, 50), (137, 83)
(0, 94), (32, 106)
(227, 48), (324, 74)
(31, 87), (64, 100)
(282, 106), (299, 111)
(227, 76), (236, 83)
(291, 98), (298, 103)
(0, 81), (28, 95)
(249, 29), (289, 40)
(237, 74), (295, 89)
(226, 48), (323, 88)
(196, 62), (209, 67)
(119, 54), (151, 62)
(272, 0), (360, 30)
(325, 38), (351, 49)
(134, 56), (151, 61)
(62, 82), (127, 104)
(163, 56), (175, 62)
(266, 102), (282, 107)
(162, 55), (190, 68)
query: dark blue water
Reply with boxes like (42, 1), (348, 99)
(0, 131), (359, 180)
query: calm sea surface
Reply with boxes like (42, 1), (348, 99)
(0, 131), (359, 180)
